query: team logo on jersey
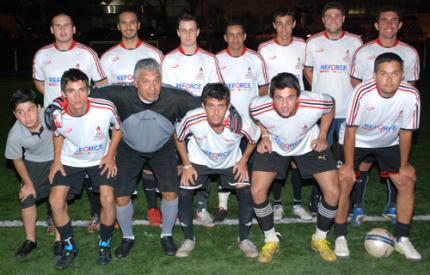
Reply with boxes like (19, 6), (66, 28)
(43, 60), (52, 65)
(245, 67), (253, 79)
(268, 55), (276, 60)
(196, 67), (205, 80)
(300, 125), (309, 135)
(396, 111), (404, 123)
(196, 135), (208, 141)
(75, 63), (80, 69)
(171, 64), (179, 68)
(343, 50), (351, 62)
(295, 57), (303, 71)
(316, 48), (325, 53)
(66, 128), (73, 133)
(319, 64), (347, 73)
(94, 126), (106, 140)
(112, 56), (120, 62)
(367, 55), (376, 61)
(366, 105), (375, 112)
(220, 65), (227, 70)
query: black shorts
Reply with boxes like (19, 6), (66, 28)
(253, 148), (337, 179)
(115, 140), (178, 196)
(52, 165), (115, 195)
(20, 160), (52, 209)
(180, 163), (248, 190)
(338, 145), (400, 174)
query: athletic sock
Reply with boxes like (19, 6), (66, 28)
(317, 199), (337, 232)
(236, 187), (253, 241)
(99, 223), (114, 244)
(254, 200), (274, 232)
(395, 222), (411, 240)
(161, 197), (178, 237)
(178, 188), (194, 240)
(353, 171), (369, 208)
(218, 190), (231, 210)
(263, 228), (279, 243)
(142, 173), (158, 209)
(116, 201), (134, 239)
(314, 227), (328, 240)
(57, 221), (75, 250)
(334, 222), (348, 238)
(291, 167), (302, 205)
(386, 178), (397, 208)
(272, 179), (283, 205)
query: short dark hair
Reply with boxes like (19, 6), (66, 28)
(376, 5), (402, 22)
(10, 89), (38, 110)
(269, 73), (301, 98)
(272, 6), (296, 23)
(201, 83), (231, 106)
(374, 52), (404, 73)
(225, 18), (246, 34)
(322, 1), (345, 17)
(61, 68), (89, 92)
(177, 12), (199, 29)
(118, 8), (140, 23)
(51, 13), (74, 26)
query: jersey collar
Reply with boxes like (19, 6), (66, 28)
(226, 47), (247, 57)
(323, 31), (345, 40)
(375, 38), (399, 48)
(54, 40), (77, 51)
(178, 46), (199, 56)
(119, 39), (143, 49)
(64, 100), (91, 117)
(273, 37), (293, 47)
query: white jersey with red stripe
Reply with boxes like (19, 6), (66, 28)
(54, 98), (121, 168)
(101, 40), (163, 84)
(305, 31), (362, 118)
(258, 37), (305, 90)
(161, 47), (222, 96)
(250, 92), (333, 156)
(339, 80), (420, 148)
(175, 107), (260, 169)
(33, 41), (106, 106)
(216, 48), (268, 118)
(351, 39), (420, 83)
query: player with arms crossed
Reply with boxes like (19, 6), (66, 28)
(174, 83), (260, 258)
(250, 73), (339, 263)
(47, 68), (121, 270)
(334, 52), (421, 261)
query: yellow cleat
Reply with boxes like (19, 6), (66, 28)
(311, 234), (337, 262)
(257, 241), (279, 263)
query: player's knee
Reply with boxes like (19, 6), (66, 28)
(339, 179), (354, 193)
(251, 184), (266, 203)
(100, 193), (115, 208)
(162, 191), (177, 201)
(115, 196), (130, 206)
(21, 195), (37, 209)
(323, 187), (340, 205)
(49, 193), (65, 212)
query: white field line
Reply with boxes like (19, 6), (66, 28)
(1, 215), (430, 227)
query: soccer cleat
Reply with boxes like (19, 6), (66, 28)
(196, 208), (215, 227)
(97, 245), (112, 265)
(382, 207), (397, 224)
(87, 214), (100, 233)
(334, 236), (350, 258)
(257, 241), (279, 263)
(14, 240), (37, 259)
(273, 204), (284, 221)
(160, 236), (177, 256)
(53, 241), (63, 260)
(238, 239), (258, 258)
(213, 207), (228, 223)
(175, 239), (195, 258)
(395, 237), (422, 261)
(293, 205), (313, 221)
(55, 249), (77, 270)
(47, 216), (56, 235)
(350, 207), (365, 227)
(147, 208), (162, 226)
(114, 238), (134, 258)
(311, 234), (337, 262)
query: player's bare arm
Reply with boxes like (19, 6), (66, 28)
(99, 128), (122, 179)
(350, 76), (362, 88)
(94, 78), (108, 87)
(13, 158), (37, 202)
(233, 142), (256, 182)
(256, 122), (272, 154)
(311, 107), (333, 152)
(303, 66), (313, 86)
(397, 129), (416, 185)
(33, 80), (45, 95)
(49, 135), (66, 183)
(258, 85), (269, 96)
(174, 133), (198, 186)
(339, 126), (357, 184)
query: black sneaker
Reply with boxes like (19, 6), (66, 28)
(14, 240), (37, 259)
(114, 238), (134, 258)
(55, 249), (77, 270)
(160, 236), (177, 256)
(53, 241), (63, 260)
(213, 207), (228, 223)
(97, 246), (112, 265)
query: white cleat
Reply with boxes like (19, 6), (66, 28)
(238, 239), (258, 258)
(196, 208), (215, 227)
(293, 205), (313, 221)
(175, 239), (196, 258)
(395, 237), (422, 261)
(335, 236), (350, 258)
(273, 205), (284, 221)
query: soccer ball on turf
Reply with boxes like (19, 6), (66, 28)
(364, 228), (395, 258)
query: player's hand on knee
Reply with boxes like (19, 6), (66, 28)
(99, 155), (117, 178)
(311, 137), (328, 152)
(180, 165), (198, 187)
(19, 184), (36, 202)
(257, 135), (272, 154)
(49, 160), (66, 184)
(233, 160), (249, 183)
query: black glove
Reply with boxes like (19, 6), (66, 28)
(44, 96), (67, 130)
(228, 104), (242, 134)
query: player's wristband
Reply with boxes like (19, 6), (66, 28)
(183, 164), (193, 170)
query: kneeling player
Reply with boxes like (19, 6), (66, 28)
(334, 52), (421, 261)
(5, 89), (63, 259)
(174, 83), (260, 258)
(250, 73), (340, 263)
(47, 68), (122, 270)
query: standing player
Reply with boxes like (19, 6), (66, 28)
(174, 83), (260, 258)
(5, 89), (62, 260)
(334, 53), (421, 261)
(33, 13), (107, 232)
(250, 73), (339, 263)
(161, 13), (223, 226)
(258, 6), (312, 221)
(101, 8), (164, 226)
(213, 18), (268, 222)
(349, 5), (420, 225)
